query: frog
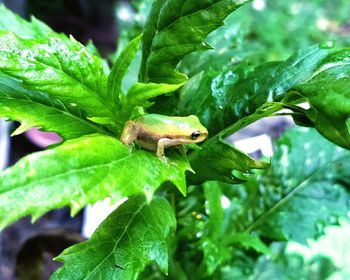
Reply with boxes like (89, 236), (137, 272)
(120, 114), (208, 158)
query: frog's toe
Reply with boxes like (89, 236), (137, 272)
(158, 155), (170, 164)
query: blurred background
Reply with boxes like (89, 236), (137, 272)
(0, 0), (349, 279)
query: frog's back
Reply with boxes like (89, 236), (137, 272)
(135, 114), (194, 133)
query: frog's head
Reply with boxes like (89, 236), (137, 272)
(186, 115), (208, 143)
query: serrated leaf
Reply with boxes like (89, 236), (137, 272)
(235, 128), (350, 244)
(0, 31), (113, 119)
(0, 134), (190, 230)
(188, 132), (270, 184)
(0, 4), (52, 38)
(0, 73), (102, 139)
(52, 195), (176, 280)
(139, 0), (250, 84)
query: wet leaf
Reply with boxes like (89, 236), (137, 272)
(0, 31), (112, 119)
(52, 196), (176, 280)
(140, 0), (250, 84)
(0, 134), (190, 230)
(0, 4), (52, 38)
(0, 73), (101, 139)
(233, 128), (350, 244)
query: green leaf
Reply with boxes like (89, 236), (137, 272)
(139, 0), (250, 84)
(199, 182), (227, 275)
(234, 128), (350, 244)
(0, 73), (103, 139)
(0, 4), (52, 39)
(0, 134), (190, 230)
(188, 129), (270, 184)
(226, 233), (270, 255)
(182, 45), (350, 183)
(52, 195), (176, 280)
(111, 82), (184, 130)
(179, 45), (333, 135)
(180, 44), (350, 151)
(197, 182), (270, 276)
(203, 181), (223, 237)
(126, 82), (184, 109)
(0, 31), (113, 119)
(108, 34), (142, 107)
(290, 48), (350, 149)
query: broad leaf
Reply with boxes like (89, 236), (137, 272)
(290, 48), (350, 148)
(0, 31), (113, 119)
(0, 4), (52, 38)
(0, 73), (103, 139)
(139, 0), (250, 84)
(181, 45), (350, 184)
(231, 128), (350, 244)
(0, 134), (190, 230)
(52, 195), (176, 280)
(179, 45), (333, 134)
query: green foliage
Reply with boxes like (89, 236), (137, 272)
(179, 44), (350, 137)
(0, 73), (99, 139)
(290, 48), (350, 148)
(0, 4), (52, 38)
(235, 128), (350, 243)
(0, 1), (349, 279)
(0, 134), (189, 229)
(170, 128), (350, 278)
(52, 196), (176, 280)
(108, 34), (142, 109)
(0, 31), (112, 119)
(139, 0), (250, 84)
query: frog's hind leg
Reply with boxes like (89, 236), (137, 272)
(120, 121), (137, 145)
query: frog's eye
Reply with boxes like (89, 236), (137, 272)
(191, 131), (201, 140)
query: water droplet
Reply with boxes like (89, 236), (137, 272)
(327, 215), (337, 224)
(320, 40), (335, 49)
(70, 103), (77, 107)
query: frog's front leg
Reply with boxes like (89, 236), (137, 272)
(156, 138), (182, 159)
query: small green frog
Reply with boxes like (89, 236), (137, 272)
(121, 114), (208, 158)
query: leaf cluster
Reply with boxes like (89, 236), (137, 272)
(0, 1), (350, 279)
